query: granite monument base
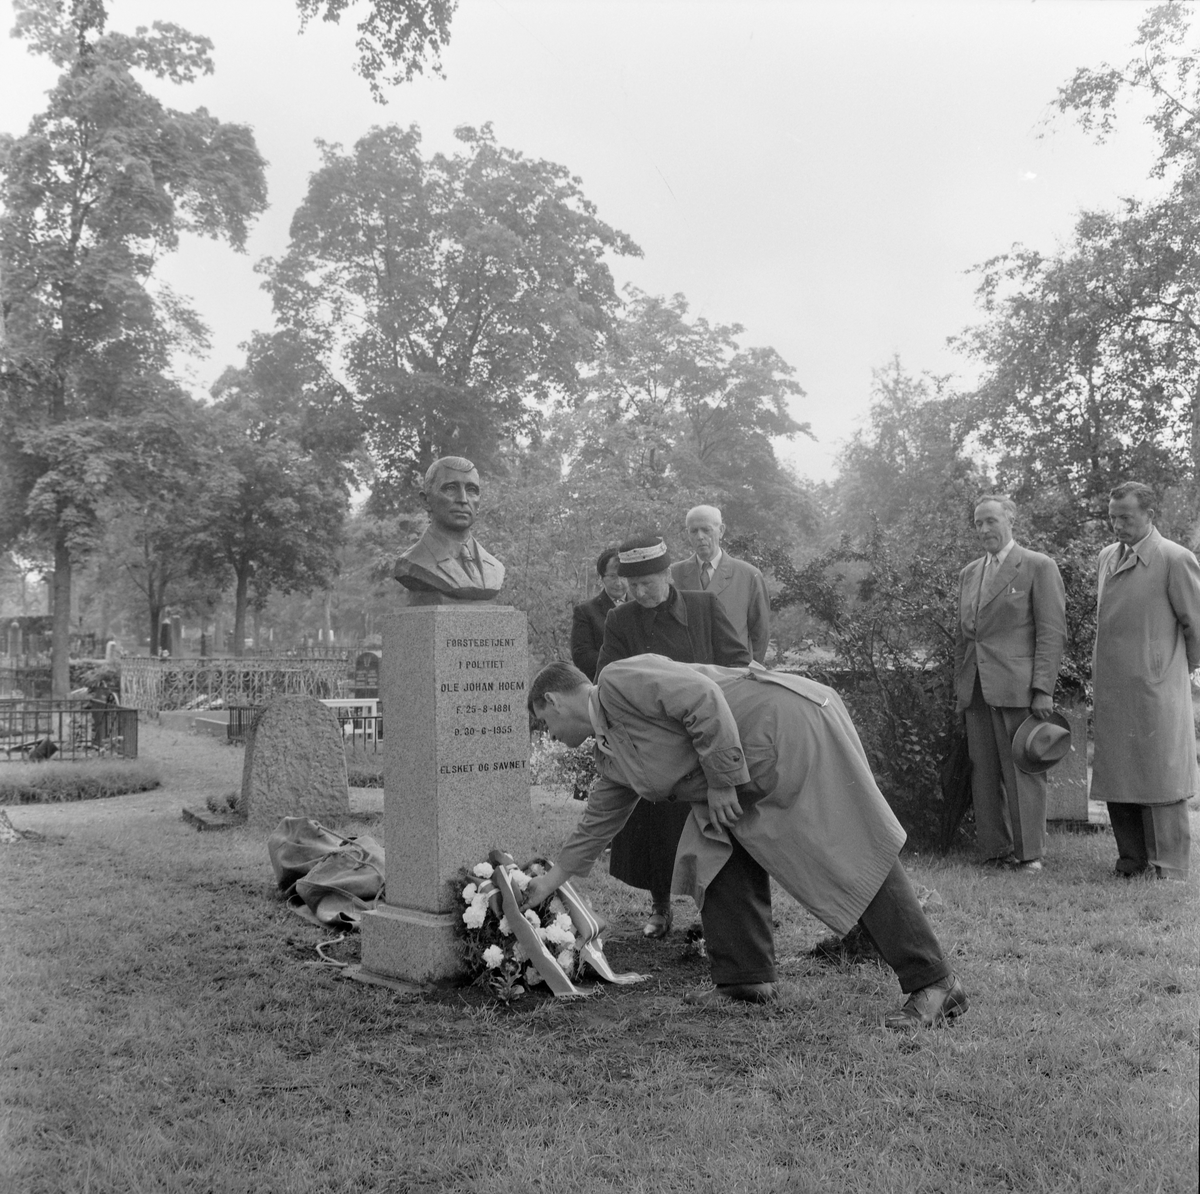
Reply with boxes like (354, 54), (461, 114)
(1046, 697), (1089, 823)
(360, 605), (535, 985)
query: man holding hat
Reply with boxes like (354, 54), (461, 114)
(595, 532), (750, 937)
(955, 495), (1067, 870)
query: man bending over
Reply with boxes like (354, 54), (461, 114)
(524, 655), (969, 1030)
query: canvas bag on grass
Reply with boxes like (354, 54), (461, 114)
(267, 816), (385, 928)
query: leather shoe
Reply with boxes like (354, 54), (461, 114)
(1003, 857), (1043, 872)
(883, 975), (968, 1031)
(683, 982), (778, 1006)
(643, 902), (672, 939)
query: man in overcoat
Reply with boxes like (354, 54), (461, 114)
(671, 505), (772, 663)
(525, 655), (968, 1030)
(955, 495), (1066, 869)
(569, 547), (625, 680)
(1093, 481), (1200, 880)
(595, 534), (750, 938)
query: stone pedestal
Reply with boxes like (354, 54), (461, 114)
(1046, 697), (1088, 823)
(361, 606), (533, 984)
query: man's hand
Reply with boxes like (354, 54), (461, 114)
(707, 785), (743, 830)
(1030, 691), (1054, 721)
(523, 863), (569, 908)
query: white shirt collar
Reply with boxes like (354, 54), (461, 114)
(699, 547), (722, 573)
(988, 539), (1017, 567)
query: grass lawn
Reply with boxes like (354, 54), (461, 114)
(0, 737), (1196, 1193)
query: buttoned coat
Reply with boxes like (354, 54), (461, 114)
(554, 656), (907, 935)
(954, 543), (1066, 714)
(671, 554), (771, 663)
(595, 587), (750, 676)
(569, 590), (618, 680)
(1092, 528), (1200, 805)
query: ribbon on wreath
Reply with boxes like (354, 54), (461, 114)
(487, 850), (647, 998)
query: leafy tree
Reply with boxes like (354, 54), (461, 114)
(296, 0), (456, 99)
(957, 2), (1199, 536)
(568, 289), (816, 546)
(191, 335), (358, 656)
(266, 122), (640, 502)
(0, 0), (267, 693)
(834, 357), (984, 542)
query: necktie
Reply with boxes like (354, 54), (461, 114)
(700, 563), (712, 590)
(460, 548), (481, 584)
(1109, 544), (1130, 578)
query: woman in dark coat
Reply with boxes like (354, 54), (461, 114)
(569, 547), (625, 680)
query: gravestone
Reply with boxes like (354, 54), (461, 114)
(353, 650), (381, 699)
(1046, 696), (1088, 823)
(361, 606), (534, 983)
(238, 694), (350, 828)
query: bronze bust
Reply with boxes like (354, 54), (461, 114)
(394, 456), (505, 603)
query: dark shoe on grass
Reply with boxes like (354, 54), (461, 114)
(883, 975), (968, 1031)
(683, 982), (778, 1007)
(643, 902), (673, 939)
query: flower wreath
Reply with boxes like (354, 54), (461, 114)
(457, 849), (646, 1001)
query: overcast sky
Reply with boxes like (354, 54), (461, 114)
(0, 0), (1166, 480)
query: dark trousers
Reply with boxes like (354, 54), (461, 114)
(1107, 800), (1191, 879)
(700, 836), (951, 993)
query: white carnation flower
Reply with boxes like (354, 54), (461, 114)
(525, 964), (544, 986)
(543, 922), (574, 947)
(510, 869), (532, 892)
(557, 947), (575, 973)
(462, 903), (486, 929)
(554, 912), (574, 934)
(473, 863), (494, 879)
(513, 941), (528, 963)
(498, 916), (512, 936)
(462, 883), (478, 902)
(482, 945), (504, 970)
(524, 910), (541, 928)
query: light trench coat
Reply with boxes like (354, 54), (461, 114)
(1092, 528), (1200, 804)
(554, 656), (906, 935)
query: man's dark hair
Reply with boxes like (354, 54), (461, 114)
(595, 546), (620, 578)
(1109, 481), (1156, 512)
(528, 661), (590, 717)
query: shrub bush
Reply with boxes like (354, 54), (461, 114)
(0, 760), (162, 804)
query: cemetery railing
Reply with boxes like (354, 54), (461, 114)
(223, 704), (383, 752)
(121, 656), (350, 715)
(0, 699), (139, 762)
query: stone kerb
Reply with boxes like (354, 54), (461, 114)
(239, 694), (350, 828)
(362, 605), (533, 984)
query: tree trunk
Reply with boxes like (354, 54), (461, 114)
(149, 605), (161, 659)
(232, 568), (250, 658)
(51, 529), (72, 698)
(324, 591), (334, 650)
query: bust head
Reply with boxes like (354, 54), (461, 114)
(421, 456), (481, 540)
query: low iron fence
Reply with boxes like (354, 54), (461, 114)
(0, 699), (139, 762)
(226, 706), (382, 752)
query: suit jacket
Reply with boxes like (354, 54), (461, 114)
(570, 590), (617, 680)
(1092, 528), (1200, 804)
(954, 542), (1066, 714)
(671, 553), (771, 662)
(394, 529), (505, 601)
(595, 586), (751, 676)
(554, 656), (906, 935)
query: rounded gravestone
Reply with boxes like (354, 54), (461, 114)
(239, 695), (350, 828)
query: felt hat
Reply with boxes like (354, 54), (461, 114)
(617, 535), (672, 577)
(1011, 711), (1072, 774)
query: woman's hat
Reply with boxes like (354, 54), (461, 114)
(617, 535), (672, 577)
(1011, 711), (1072, 774)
